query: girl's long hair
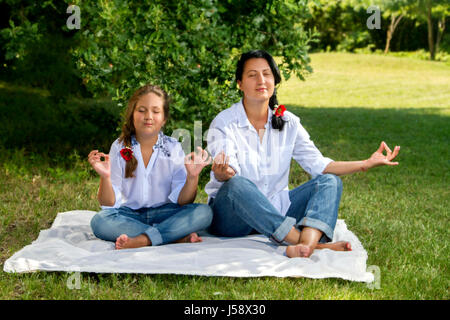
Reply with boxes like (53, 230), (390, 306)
(118, 84), (170, 178)
(235, 50), (286, 130)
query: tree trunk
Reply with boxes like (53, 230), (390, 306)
(435, 16), (446, 54)
(384, 14), (404, 54)
(425, 0), (435, 60)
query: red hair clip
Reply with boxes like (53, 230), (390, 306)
(274, 104), (286, 117)
(120, 146), (133, 161)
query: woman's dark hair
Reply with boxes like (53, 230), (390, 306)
(235, 50), (286, 130)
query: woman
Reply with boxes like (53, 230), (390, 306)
(205, 50), (400, 258)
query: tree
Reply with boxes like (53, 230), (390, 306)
(427, 1), (449, 58)
(343, 0), (415, 53)
(414, 0), (449, 60)
(380, 0), (412, 54)
(344, 0), (449, 59)
(70, 0), (317, 137)
(1, 0), (83, 100)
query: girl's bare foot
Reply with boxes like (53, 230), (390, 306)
(115, 234), (151, 250)
(175, 232), (203, 244)
(286, 241), (352, 258)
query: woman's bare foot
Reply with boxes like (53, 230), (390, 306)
(317, 241), (352, 252)
(286, 244), (312, 258)
(174, 232), (203, 244)
(286, 241), (352, 258)
(115, 234), (151, 250)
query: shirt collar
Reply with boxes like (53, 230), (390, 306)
(235, 99), (272, 128)
(130, 131), (163, 149)
(131, 131), (170, 156)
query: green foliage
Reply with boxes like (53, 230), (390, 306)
(0, 1), (85, 101)
(0, 82), (121, 157)
(71, 0), (316, 137)
(306, 0), (449, 54)
(306, 0), (385, 52)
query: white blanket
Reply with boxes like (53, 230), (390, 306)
(3, 210), (374, 282)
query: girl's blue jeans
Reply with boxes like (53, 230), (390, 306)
(208, 174), (343, 245)
(90, 203), (213, 246)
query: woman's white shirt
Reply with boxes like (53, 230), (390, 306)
(101, 132), (187, 210)
(205, 99), (334, 216)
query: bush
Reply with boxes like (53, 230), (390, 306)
(0, 84), (120, 157)
(72, 0), (316, 140)
(0, 2), (86, 102)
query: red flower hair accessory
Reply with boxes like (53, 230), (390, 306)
(120, 146), (133, 161)
(274, 104), (286, 117)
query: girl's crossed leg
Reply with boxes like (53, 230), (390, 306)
(90, 203), (212, 249)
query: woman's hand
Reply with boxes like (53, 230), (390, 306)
(365, 141), (400, 170)
(211, 151), (236, 181)
(88, 150), (111, 178)
(184, 147), (212, 178)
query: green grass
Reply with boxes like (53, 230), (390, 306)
(279, 52), (450, 112)
(1, 52), (449, 299)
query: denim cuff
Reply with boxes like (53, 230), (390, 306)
(297, 217), (334, 242)
(269, 216), (296, 245)
(144, 227), (163, 246)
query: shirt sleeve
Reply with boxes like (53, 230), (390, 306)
(168, 142), (188, 204)
(206, 118), (241, 179)
(100, 140), (123, 209)
(291, 117), (334, 178)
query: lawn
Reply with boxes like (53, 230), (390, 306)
(0, 52), (448, 300)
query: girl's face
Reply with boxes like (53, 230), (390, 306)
(133, 92), (166, 139)
(237, 58), (275, 104)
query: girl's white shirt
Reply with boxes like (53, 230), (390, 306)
(101, 131), (187, 210)
(205, 99), (334, 216)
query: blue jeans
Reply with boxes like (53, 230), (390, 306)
(90, 203), (213, 246)
(208, 174), (343, 244)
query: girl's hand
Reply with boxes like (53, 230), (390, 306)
(211, 151), (236, 182)
(88, 150), (111, 178)
(184, 147), (212, 178)
(365, 141), (400, 170)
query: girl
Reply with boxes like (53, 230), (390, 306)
(88, 84), (213, 250)
(205, 50), (400, 258)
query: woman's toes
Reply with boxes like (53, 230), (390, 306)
(345, 242), (352, 251)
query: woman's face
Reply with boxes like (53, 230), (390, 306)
(237, 58), (275, 104)
(133, 92), (166, 139)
